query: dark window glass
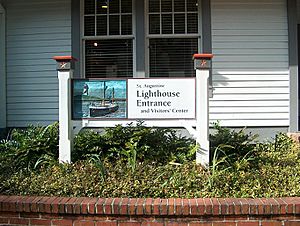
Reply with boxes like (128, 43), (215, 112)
(149, 0), (160, 12)
(149, 14), (160, 34)
(97, 16), (107, 35)
(85, 39), (133, 78)
(97, 0), (108, 14)
(174, 14), (185, 34)
(149, 38), (198, 77)
(109, 15), (120, 35)
(109, 0), (120, 14)
(84, 16), (95, 36)
(121, 15), (132, 35)
(162, 14), (172, 34)
(187, 0), (198, 11)
(85, 0), (95, 14)
(161, 0), (172, 12)
(187, 13), (198, 33)
(121, 0), (132, 13)
(174, 0), (185, 12)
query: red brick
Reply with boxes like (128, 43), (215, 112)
(15, 196), (28, 212)
(240, 199), (249, 215)
(204, 198), (212, 215)
(168, 198), (175, 215)
(233, 198), (243, 215)
(95, 222), (117, 226)
(189, 199), (198, 215)
(104, 198), (114, 215)
(96, 198), (105, 215)
(81, 198), (90, 214)
(276, 198), (288, 215)
(0, 217), (9, 224)
(30, 218), (52, 225)
(20, 212), (40, 218)
(74, 197), (85, 214)
(73, 220), (95, 226)
(119, 222), (140, 226)
(31, 196), (43, 212)
(285, 222), (300, 226)
(281, 197), (294, 214)
(144, 198), (153, 215)
(261, 222), (282, 226)
(0, 212), (19, 218)
(119, 198), (130, 215)
(44, 197), (57, 213)
(51, 197), (65, 214)
(218, 198), (228, 215)
(269, 198), (280, 215)
(136, 198), (145, 215)
(189, 223), (212, 226)
(65, 197), (77, 214)
(211, 198), (220, 215)
(165, 223), (188, 226)
(88, 198), (99, 214)
(175, 198), (182, 215)
(182, 199), (190, 216)
(128, 198), (138, 215)
(160, 199), (168, 215)
(212, 222), (236, 226)
(153, 199), (161, 215)
(141, 222), (164, 226)
(112, 198), (121, 215)
(247, 199), (258, 215)
(52, 219), (73, 226)
(10, 218), (30, 225)
(197, 198), (205, 215)
(0, 196), (9, 211)
(236, 222), (259, 226)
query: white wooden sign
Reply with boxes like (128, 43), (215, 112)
(127, 78), (196, 119)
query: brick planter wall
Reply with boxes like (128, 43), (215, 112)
(0, 196), (300, 226)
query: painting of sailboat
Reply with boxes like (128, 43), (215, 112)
(72, 79), (127, 119)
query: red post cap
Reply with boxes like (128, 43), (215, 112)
(193, 54), (213, 59)
(53, 56), (77, 62)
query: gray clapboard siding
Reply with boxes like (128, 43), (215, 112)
(210, 0), (289, 127)
(0, 3), (6, 128)
(6, 0), (71, 127)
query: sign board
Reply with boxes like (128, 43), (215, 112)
(72, 78), (195, 120)
(127, 78), (195, 119)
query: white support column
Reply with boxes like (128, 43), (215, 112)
(53, 56), (76, 163)
(194, 54), (213, 167)
(196, 69), (210, 166)
(0, 4), (6, 129)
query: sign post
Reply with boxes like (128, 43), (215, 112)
(193, 54), (213, 167)
(53, 56), (76, 163)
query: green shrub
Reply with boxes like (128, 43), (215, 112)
(209, 122), (258, 164)
(73, 122), (196, 164)
(0, 123), (59, 171)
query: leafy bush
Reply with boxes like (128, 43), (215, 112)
(209, 122), (258, 164)
(0, 123), (59, 171)
(73, 122), (196, 164)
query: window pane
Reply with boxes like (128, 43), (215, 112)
(97, 16), (107, 35)
(121, 0), (132, 13)
(109, 15), (120, 35)
(85, 39), (133, 78)
(121, 15), (132, 35)
(161, 0), (172, 12)
(174, 14), (185, 34)
(162, 14), (172, 34)
(174, 0), (185, 12)
(149, 14), (160, 34)
(109, 0), (120, 14)
(149, 0), (160, 13)
(85, 0), (95, 14)
(84, 16), (95, 36)
(149, 38), (198, 77)
(97, 0), (108, 14)
(187, 13), (198, 33)
(187, 0), (198, 11)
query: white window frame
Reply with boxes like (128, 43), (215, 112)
(144, 0), (202, 77)
(80, 0), (136, 78)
